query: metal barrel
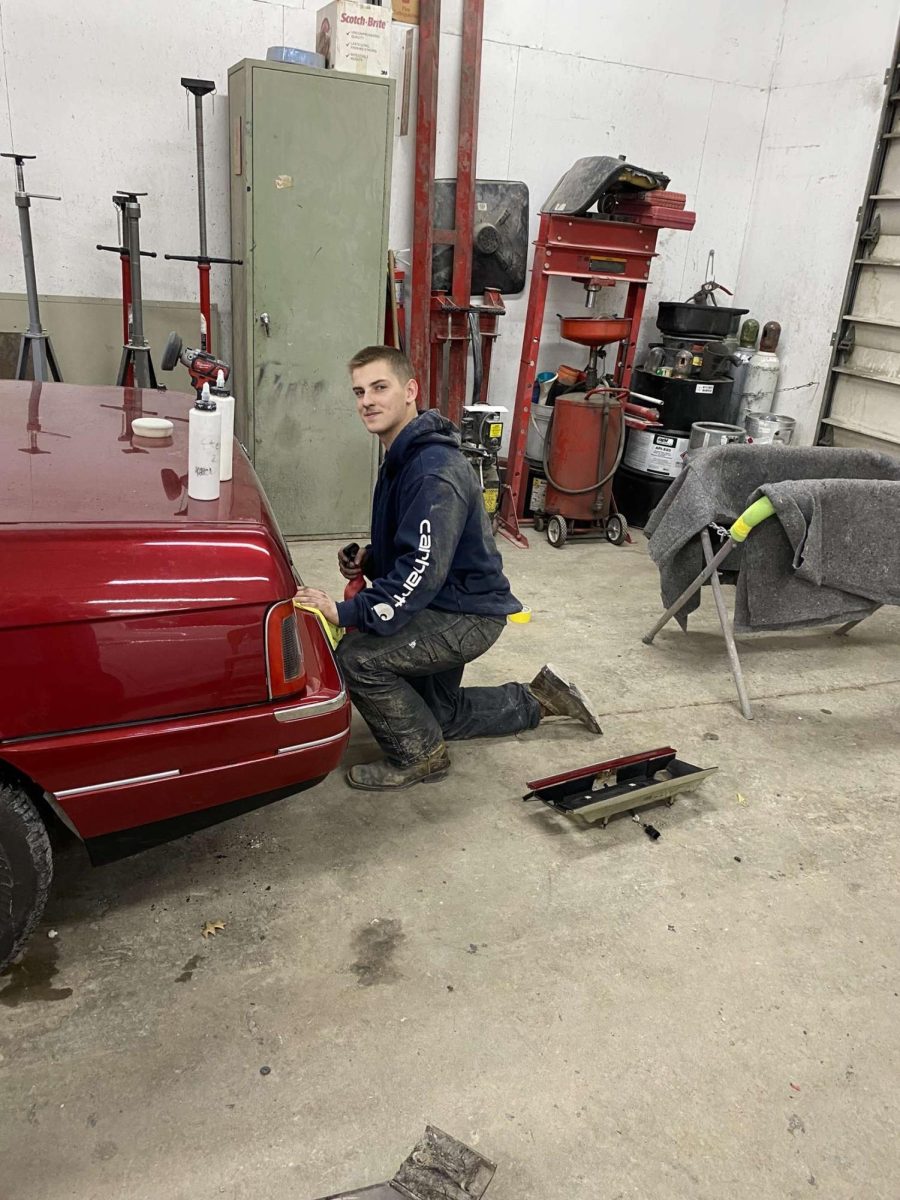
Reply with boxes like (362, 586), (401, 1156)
(744, 411), (796, 444)
(689, 421), (745, 449)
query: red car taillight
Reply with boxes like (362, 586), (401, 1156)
(265, 601), (308, 699)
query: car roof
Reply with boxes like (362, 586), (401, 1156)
(1, 380), (272, 527)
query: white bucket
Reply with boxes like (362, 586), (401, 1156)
(525, 403), (552, 462)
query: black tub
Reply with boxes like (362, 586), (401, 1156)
(656, 302), (748, 338)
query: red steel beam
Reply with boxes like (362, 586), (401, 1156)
(446, 0), (484, 424)
(409, 0), (441, 407)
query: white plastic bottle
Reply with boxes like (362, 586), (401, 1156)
(211, 369), (235, 482)
(188, 382), (222, 500)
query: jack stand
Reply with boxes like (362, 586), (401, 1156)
(1, 152), (63, 382)
(109, 191), (158, 389)
(165, 78), (241, 355)
(97, 206), (158, 390)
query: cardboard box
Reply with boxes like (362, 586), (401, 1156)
(317, 1), (392, 77)
(392, 0), (419, 23)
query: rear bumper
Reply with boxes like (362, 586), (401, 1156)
(4, 688), (350, 839)
(1, 612), (351, 839)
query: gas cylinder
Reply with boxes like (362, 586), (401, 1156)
(544, 391), (624, 523)
(738, 320), (781, 420)
(730, 318), (759, 408)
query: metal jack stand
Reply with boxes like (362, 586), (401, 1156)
(105, 191), (158, 389)
(165, 78), (241, 354)
(97, 197), (158, 389)
(1, 152), (63, 382)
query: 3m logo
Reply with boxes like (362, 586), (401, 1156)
(390, 519), (432, 611)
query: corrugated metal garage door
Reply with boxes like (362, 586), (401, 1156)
(819, 26), (900, 456)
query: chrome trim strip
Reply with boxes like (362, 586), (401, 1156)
(274, 690), (347, 724)
(57, 769), (180, 799)
(277, 729), (348, 755)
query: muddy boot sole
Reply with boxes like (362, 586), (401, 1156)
(529, 663), (603, 735)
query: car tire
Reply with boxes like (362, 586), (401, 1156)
(0, 783), (53, 971)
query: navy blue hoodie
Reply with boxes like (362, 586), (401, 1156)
(335, 410), (521, 636)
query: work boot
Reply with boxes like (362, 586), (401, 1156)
(528, 663), (603, 734)
(347, 744), (451, 791)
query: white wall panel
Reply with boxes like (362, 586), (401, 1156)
(737, 75), (888, 443)
(773, 0), (899, 87)
(541, 0), (784, 88)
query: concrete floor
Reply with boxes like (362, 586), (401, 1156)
(2, 535), (899, 1200)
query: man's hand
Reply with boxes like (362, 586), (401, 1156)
(338, 543), (368, 581)
(295, 588), (340, 627)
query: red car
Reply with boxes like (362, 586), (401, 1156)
(0, 380), (350, 969)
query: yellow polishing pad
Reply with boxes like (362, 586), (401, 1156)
(293, 602), (344, 649)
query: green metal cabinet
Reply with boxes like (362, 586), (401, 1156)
(228, 59), (394, 537)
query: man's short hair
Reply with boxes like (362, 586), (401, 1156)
(348, 344), (415, 385)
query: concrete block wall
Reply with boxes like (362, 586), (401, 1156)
(0, 0), (895, 443)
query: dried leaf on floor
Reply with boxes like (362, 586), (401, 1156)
(201, 920), (226, 939)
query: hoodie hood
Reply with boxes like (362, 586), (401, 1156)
(385, 409), (460, 475)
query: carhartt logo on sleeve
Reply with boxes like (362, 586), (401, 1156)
(390, 519), (432, 610)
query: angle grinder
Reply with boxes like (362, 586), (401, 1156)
(162, 331), (230, 393)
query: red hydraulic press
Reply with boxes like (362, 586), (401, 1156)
(497, 157), (695, 548)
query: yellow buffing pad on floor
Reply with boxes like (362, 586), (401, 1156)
(508, 606), (532, 624)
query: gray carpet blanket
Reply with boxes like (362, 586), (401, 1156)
(644, 446), (900, 632)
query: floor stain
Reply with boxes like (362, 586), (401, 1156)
(176, 954), (202, 983)
(349, 917), (404, 987)
(788, 1113), (806, 1135)
(0, 940), (73, 1007)
(93, 1140), (118, 1162)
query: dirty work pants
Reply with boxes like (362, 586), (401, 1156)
(336, 609), (541, 767)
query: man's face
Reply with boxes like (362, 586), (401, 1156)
(351, 360), (419, 442)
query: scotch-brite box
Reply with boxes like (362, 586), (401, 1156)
(317, 1), (392, 77)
